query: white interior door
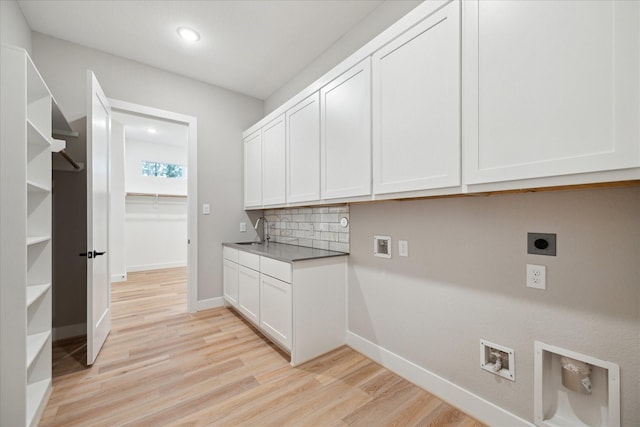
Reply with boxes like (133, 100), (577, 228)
(86, 71), (111, 365)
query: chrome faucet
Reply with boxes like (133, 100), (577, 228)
(253, 216), (270, 244)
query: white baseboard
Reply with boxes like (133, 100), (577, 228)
(112, 273), (127, 282)
(346, 331), (533, 427)
(127, 261), (186, 273)
(196, 297), (225, 311)
(53, 323), (86, 341)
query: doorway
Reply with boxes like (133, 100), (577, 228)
(109, 100), (198, 313)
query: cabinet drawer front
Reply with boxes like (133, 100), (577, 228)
(238, 251), (260, 270)
(223, 246), (239, 263)
(260, 256), (292, 283)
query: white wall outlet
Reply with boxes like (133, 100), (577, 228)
(527, 264), (546, 290)
(398, 240), (408, 257)
(240, 222), (246, 232)
(202, 203), (210, 215)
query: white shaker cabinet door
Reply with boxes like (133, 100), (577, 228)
(372, 0), (460, 195)
(259, 274), (292, 351)
(238, 265), (260, 325)
(321, 58), (372, 200)
(222, 259), (239, 308)
(287, 92), (320, 203)
(262, 115), (286, 206)
(463, 0), (640, 185)
(244, 130), (262, 208)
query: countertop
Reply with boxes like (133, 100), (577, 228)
(223, 241), (348, 263)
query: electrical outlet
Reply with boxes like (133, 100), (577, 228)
(527, 264), (546, 290)
(240, 222), (246, 232)
(202, 203), (210, 215)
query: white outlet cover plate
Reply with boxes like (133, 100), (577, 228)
(399, 240), (408, 257)
(527, 264), (546, 290)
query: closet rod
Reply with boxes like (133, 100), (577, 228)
(126, 192), (187, 199)
(58, 149), (81, 170)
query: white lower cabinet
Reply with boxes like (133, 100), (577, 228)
(222, 245), (346, 366)
(259, 274), (292, 350)
(238, 265), (260, 325)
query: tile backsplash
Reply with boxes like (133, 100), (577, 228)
(264, 205), (349, 253)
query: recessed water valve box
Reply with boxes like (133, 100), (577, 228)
(480, 339), (515, 381)
(374, 236), (391, 258)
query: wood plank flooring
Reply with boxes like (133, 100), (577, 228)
(42, 267), (484, 427)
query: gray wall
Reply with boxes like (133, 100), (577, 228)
(32, 33), (263, 304)
(263, 0), (422, 113)
(0, 0), (32, 54)
(348, 187), (640, 425)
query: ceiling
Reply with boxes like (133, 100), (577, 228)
(111, 111), (188, 148)
(18, 0), (385, 100)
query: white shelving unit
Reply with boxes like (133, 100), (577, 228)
(1, 45), (61, 427)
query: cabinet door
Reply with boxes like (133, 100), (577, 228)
(287, 93), (320, 203)
(223, 259), (239, 308)
(238, 266), (260, 325)
(260, 274), (292, 350)
(463, 0), (640, 185)
(321, 58), (371, 200)
(262, 115), (286, 206)
(372, 1), (460, 195)
(244, 130), (262, 208)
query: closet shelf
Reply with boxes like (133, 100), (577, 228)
(27, 120), (52, 147)
(26, 378), (51, 426)
(27, 284), (51, 307)
(126, 192), (187, 199)
(27, 236), (51, 246)
(27, 181), (51, 193)
(26, 331), (50, 369)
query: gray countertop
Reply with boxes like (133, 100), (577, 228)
(223, 241), (348, 263)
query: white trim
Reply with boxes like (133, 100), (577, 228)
(111, 273), (127, 282)
(52, 323), (86, 341)
(346, 331), (533, 427)
(126, 261), (186, 273)
(108, 98), (198, 313)
(196, 297), (225, 311)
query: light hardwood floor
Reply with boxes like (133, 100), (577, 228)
(42, 267), (484, 427)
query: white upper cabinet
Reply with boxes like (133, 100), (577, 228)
(244, 130), (262, 209)
(262, 115), (286, 206)
(321, 59), (372, 200)
(287, 93), (320, 203)
(373, 0), (460, 195)
(463, 0), (640, 185)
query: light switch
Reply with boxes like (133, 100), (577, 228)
(202, 203), (210, 215)
(399, 240), (408, 257)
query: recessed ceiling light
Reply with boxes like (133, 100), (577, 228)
(147, 127), (157, 134)
(177, 27), (200, 42)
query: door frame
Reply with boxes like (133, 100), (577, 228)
(109, 99), (198, 312)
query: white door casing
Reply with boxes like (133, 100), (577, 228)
(86, 71), (111, 365)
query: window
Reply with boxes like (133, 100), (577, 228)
(142, 161), (186, 178)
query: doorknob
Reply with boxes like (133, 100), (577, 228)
(79, 250), (106, 258)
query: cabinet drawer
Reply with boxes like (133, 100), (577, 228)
(238, 251), (260, 270)
(260, 256), (292, 283)
(223, 246), (239, 263)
